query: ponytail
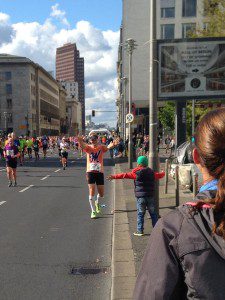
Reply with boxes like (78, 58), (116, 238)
(193, 108), (225, 240)
(213, 170), (225, 238)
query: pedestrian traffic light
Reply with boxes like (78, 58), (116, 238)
(92, 110), (95, 117)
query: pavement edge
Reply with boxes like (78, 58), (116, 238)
(111, 164), (136, 300)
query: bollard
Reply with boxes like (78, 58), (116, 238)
(164, 159), (169, 194)
(175, 165), (180, 207)
(193, 172), (199, 200)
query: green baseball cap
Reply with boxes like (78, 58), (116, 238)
(137, 156), (148, 167)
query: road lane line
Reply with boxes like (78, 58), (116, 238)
(54, 169), (61, 173)
(41, 175), (50, 181)
(0, 201), (6, 206)
(19, 185), (34, 193)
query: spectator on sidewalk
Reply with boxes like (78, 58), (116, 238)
(164, 135), (171, 153)
(107, 156), (165, 236)
(169, 136), (175, 156)
(157, 134), (161, 152)
(134, 108), (225, 299)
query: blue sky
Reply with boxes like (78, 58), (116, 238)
(0, 0), (122, 126)
(0, 0), (122, 31)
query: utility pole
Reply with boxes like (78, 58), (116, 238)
(192, 99), (195, 137)
(120, 93), (124, 139)
(149, 0), (159, 216)
(125, 38), (137, 169)
(121, 77), (127, 141)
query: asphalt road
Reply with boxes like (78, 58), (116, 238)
(0, 150), (115, 300)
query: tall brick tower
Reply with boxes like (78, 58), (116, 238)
(56, 43), (85, 132)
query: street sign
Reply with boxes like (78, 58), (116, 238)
(126, 113), (134, 123)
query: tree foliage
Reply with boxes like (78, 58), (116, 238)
(158, 2), (225, 138)
(193, 0), (225, 37)
(158, 102), (175, 133)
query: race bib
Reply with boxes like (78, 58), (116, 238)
(6, 149), (14, 156)
(90, 162), (101, 172)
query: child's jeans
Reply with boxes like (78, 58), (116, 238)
(136, 197), (158, 233)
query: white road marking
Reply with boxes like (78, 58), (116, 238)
(54, 169), (61, 173)
(0, 201), (6, 206)
(19, 185), (34, 193)
(0, 168), (6, 172)
(41, 175), (50, 181)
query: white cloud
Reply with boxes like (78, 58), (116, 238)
(0, 12), (15, 45)
(50, 3), (70, 27)
(0, 8), (120, 127)
(0, 12), (10, 23)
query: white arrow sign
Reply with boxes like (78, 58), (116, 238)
(126, 113), (134, 123)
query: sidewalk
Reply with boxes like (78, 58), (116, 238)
(111, 154), (193, 299)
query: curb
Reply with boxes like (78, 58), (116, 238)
(111, 164), (136, 300)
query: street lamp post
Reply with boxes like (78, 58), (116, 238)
(125, 38), (137, 169)
(120, 77), (127, 141)
(192, 99), (195, 137)
(120, 93), (124, 139)
(149, 0), (159, 216)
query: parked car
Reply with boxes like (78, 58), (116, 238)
(169, 142), (202, 190)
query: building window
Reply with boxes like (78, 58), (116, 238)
(7, 113), (13, 123)
(182, 23), (196, 38)
(5, 84), (12, 95)
(7, 99), (12, 109)
(161, 7), (175, 18)
(31, 73), (35, 81)
(161, 24), (175, 39)
(203, 22), (209, 31)
(182, 0), (197, 17)
(5, 72), (12, 80)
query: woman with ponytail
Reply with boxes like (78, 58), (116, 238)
(134, 108), (225, 300)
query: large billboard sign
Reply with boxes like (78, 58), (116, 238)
(158, 38), (225, 100)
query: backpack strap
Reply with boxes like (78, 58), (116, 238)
(185, 202), (211, 209)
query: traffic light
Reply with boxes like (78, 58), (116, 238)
(92, 110), (95, 117)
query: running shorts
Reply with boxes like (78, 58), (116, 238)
(61, 151), (68, 158)
(6, 159), (17, 169)
(86, 172), (104, 185)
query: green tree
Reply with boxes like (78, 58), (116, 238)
(158, 102), (175, 134)
(193, 0), (225, 37)
(186, 101), (212, 139)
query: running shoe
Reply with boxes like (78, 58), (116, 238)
(95, 203), (101, 214)
(133, 232), (144, 237)
(8, 181), (12, 187)
(63, 165), (66, 170)
(13, 181), (17, 187)
(91, 211), (97, 219)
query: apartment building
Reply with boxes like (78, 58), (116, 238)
(0, 54), (66, 136)
(118, 0), (204, 134)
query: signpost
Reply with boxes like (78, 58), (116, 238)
(126, 113), (134, 123)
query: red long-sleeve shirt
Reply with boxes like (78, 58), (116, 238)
(111, 166), (165, 180)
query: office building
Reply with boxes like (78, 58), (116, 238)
(60, 81), (82, 135)
(0, 54), (66, 136)
(118, 0), (204, 134)
(56, 43), (85, 132)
